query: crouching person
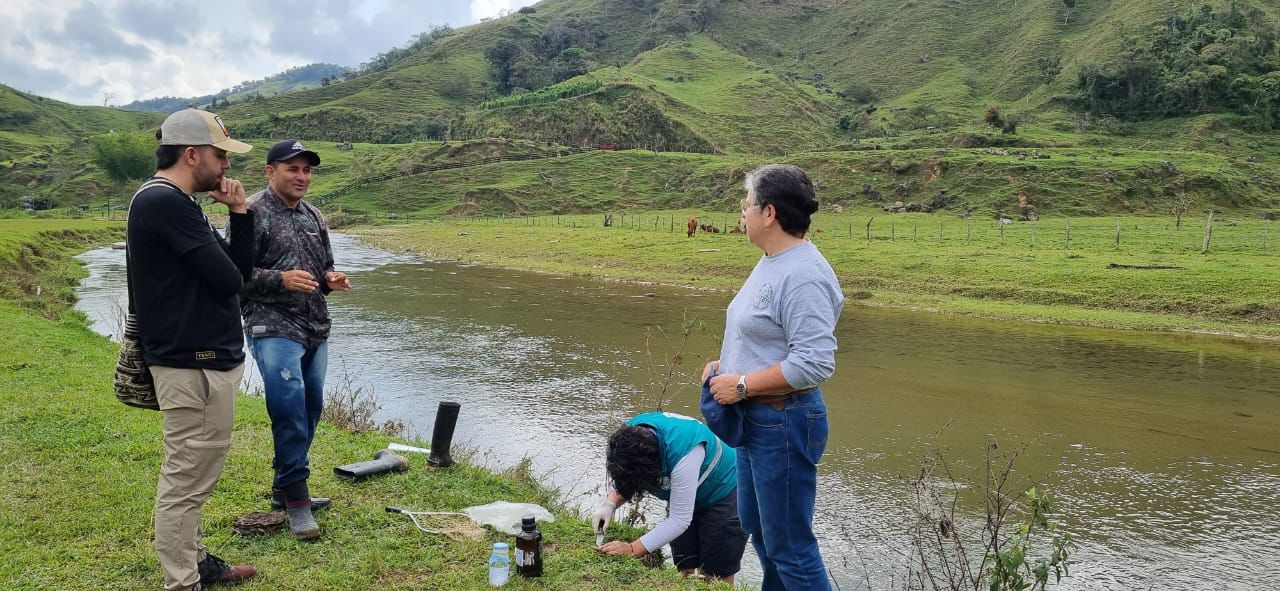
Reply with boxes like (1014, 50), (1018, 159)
(593, 412), (748, 583)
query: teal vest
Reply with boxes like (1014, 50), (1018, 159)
(627, 412), (737, 512)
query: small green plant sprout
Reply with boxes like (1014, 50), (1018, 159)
(986, 487), (1074, 591)
(642, 309), (707, 411)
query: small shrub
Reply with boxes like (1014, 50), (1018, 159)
(1002, 113), (1022, 134)
(984, 106), (1004, 128)
(840, 81), (879, 103)
(322, 363), (406, 436)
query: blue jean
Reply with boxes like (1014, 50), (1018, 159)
(738, 389), (831, 591)
(249, 337), (327, 498)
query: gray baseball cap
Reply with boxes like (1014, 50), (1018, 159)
(158, 108), (252, 153)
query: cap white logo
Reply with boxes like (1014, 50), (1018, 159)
(291, 141), (305, 151)
(213, 115), (230, 137)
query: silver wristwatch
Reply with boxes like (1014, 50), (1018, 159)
(736, 374), (749, 400)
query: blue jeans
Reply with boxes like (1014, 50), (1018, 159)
(738, 389), (830, 591)
(249, 337), (327, 498)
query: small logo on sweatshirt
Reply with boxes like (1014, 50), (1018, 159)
(195, 351), (215, 360)
(754, 283), (774, 309)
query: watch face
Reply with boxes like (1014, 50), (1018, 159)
(736, 381), (746, 394)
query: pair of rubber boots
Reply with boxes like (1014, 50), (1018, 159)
(271, 489), (330, 541)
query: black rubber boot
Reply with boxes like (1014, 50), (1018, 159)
(427, 401), (461, 468)
(287, 500), (321, 540)
(271, 489), (331, 512)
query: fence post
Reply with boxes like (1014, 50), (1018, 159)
(865, 217), (874, 240)
(1265, 219), (1272, 251)
(939, 221), (944, 244)
(1065, 218), (1071, 249)
(891, 220), (895, 241)
(1201, 211), (1214, 253)
(1115, 220), (1122, 249)
(1031, 221), (1037, 248)
(999, 222), (1005, 245)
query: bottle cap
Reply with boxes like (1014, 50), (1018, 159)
(521, 515), (536, 530)
(494, 542), (509, 551)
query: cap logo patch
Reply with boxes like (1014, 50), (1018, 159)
(213, 114), (231, 138)
(291, 141), (305, 151)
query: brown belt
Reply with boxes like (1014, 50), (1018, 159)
(747, 387), (818, 410)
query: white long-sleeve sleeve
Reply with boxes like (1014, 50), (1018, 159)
(638, 444), (705, 551)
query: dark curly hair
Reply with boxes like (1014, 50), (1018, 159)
(607, 425), (662, 503)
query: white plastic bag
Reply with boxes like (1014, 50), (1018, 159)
(463, 501), (555, 534)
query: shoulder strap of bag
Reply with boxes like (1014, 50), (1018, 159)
(696, 438), (724, 488)
(125, 178), (184, 314)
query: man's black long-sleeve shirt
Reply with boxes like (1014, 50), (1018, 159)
(126, 177), (254, 370)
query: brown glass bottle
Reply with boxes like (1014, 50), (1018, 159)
(515, 515), (543, 577)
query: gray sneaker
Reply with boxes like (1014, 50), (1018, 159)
(287, 501), (321, 540)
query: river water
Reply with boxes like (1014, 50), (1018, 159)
(75, 235), (1280, 590)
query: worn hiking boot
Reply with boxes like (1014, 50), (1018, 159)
(197, 553), (256, 586)
(270, 490), (332, 513)
(287, 500), (322, 540)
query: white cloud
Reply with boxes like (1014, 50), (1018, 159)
(0, 0), (537, 105)
(470, 0), (537, 22)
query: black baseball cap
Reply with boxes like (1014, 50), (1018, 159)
(266, 139), (320, 166)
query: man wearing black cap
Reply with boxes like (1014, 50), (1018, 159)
(241, 139), (350, 540)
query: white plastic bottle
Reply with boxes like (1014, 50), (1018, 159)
(488, 542), (511, 587)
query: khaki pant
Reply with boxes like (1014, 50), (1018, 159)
(151, 364), (244, 591)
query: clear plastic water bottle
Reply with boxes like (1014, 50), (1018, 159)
(488, 542), (511, 587)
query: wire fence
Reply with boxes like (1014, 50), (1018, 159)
(334, 210), (1279, 255)
(29, 200), (1277, 256)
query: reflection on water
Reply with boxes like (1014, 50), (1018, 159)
(75, 235), (1280, 589)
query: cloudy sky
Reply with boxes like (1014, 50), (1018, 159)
(0, 0), (537, 106)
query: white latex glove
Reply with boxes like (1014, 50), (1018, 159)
(591, 499), (617, 533)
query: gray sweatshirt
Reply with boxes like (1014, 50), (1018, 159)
(719, 240), (844, 390)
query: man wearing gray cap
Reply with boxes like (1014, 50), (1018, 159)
(241, 139), (350, 540)
(126, 108), (258, 589)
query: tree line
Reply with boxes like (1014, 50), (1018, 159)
(1076, 2), (1280, 129)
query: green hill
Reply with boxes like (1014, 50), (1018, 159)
(119, 63), (350, 114)
(3, 0), (1280, 215)
(0, 85), (164, 207)
(0, 84), (162, 155)
(212, 0), (1280, 151)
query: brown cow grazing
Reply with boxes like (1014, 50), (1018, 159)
(687, 217), (698, 238)
(700, 224), (721, 234)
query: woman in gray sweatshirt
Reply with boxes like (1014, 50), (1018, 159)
(702, 164), (844, 591)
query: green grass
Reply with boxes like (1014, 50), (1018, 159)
(350, 210), (1280, 337)
(294, 144), (1275, 221)
(0, 219), (714, 590)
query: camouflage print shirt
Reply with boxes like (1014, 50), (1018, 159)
(240, 187), (334, 349)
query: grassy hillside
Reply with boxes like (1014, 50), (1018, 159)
(0, 84), (162, 162)
(213, 0), (1280, 150)
(3, 0), (1279, 216)
(247, 139), (1273, 219)
(0, 85), (164, 208)
(119, 63), (350, 114)
(452, 35), (842, 154)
